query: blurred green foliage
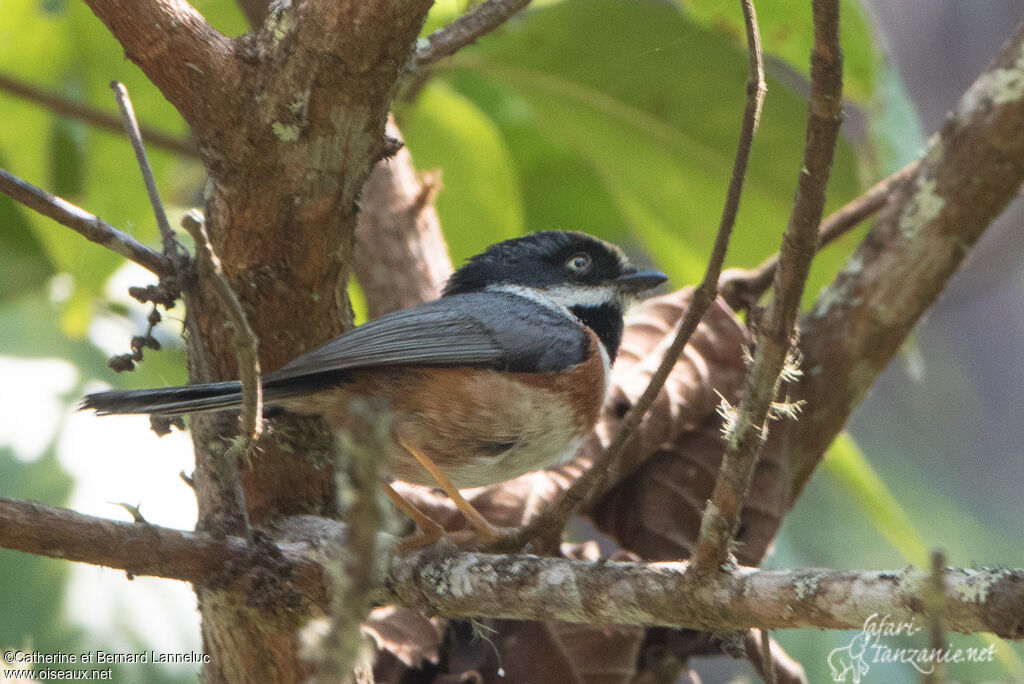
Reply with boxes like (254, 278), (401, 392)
(403, 0), (872, 296)
(0, 0), (1019, 682)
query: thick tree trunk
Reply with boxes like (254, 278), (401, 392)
(81, 1), (433, 680)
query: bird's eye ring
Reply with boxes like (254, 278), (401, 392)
(566, 253), (592, 273)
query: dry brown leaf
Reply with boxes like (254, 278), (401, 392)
(743, 629), (808, 684)
(434, 618), (643, 684)
(590, 411), (788, 565)
(363, 606), (446, 669)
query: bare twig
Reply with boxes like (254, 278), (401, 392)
(744, 630), (805, 684)
(494, 0), (766, 552)
(0, 167), (174, 277)
(311, 401), (391, 684)
(0, 496), (252, 584)
(923, 549), (949, 684)
(0, 72), (198, 157)
(181, 212), (263, 449)
(413, 0), (533, 70)
(719, 158), (921, 311)
(181, 211), (257, 541)
(760, 628), (776, 684)
(689, 0), (843, 577)
(111, 81), (189, 269)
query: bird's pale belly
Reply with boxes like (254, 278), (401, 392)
(289, 365), (605, 489)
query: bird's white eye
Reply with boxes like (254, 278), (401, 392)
(566, 253), (592, 273)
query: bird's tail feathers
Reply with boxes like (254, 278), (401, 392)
(80, 381), (245, 416)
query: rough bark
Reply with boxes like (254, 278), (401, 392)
(80, 1), (434, 680)
(3, 497), (1021, 640)
(781, 23), (1024, 503)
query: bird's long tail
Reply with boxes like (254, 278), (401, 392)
(81, 369), (351, 417)
(80, 381), (248, 416)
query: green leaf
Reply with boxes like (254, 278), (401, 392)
(823, 434), (1024, 679)
(0, 179), (55, 301)
(679, 0), (881, 101)
(0, 1), (199, 335)
(423, 0), (867, 299)
(823, 433), (929, 565)
(396, 81), (524, 264)
(48, 116), (87, 198)
(871, 65), (927, 172)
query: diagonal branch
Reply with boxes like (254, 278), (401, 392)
(81, 0), (237, 141)
(0, 72), (198, 158)
(413, 0), (533, 70)
(0, 167), (175, 278)
(719, 158), (921, 311)
(690, 0), (844, 576)
(781, 20), (1024, 503)
(495, 0), (766, 552)
(180, 211), (257, 540)
(112, 81), (190, 270)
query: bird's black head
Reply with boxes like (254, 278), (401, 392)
(443, 231), (667, 359)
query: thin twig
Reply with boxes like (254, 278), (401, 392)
(0, 72), (198, 158)
(181, 211), (255, 541)
(491, 0), (766, 552)
(0, 167), (174, 277)
(111, 81), (189, 269)
(720, 158), (921, 311)
(760, 628), (776, 684)
(413, 0), (532, 70)
(923, 549), (948, 684)
(312, 400), (391, 683)
(689, 0), (843, 577)
(181, 211), (263, 449)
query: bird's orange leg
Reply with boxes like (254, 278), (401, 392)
(381, 481), (444, 550)
(398, 437), (501, 544)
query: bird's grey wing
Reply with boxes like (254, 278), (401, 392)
(263, 292), (588, 385)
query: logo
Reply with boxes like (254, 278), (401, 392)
(827, 613), (997, 682)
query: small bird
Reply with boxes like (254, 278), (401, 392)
(82, 231), (666, 543)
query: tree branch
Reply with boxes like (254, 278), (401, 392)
(388, 550), (1024, 638)
(0, 167), (175, 278)
(781, 20), (1024, 501)
(182, 211), (262, 448)
(81, 0), (236, 141)
(112, 81), (190, 270)
(353, 117), (452, 318)
(3, 497), (1021, 639)
(495, 0), (766, 552)
(0, 496), (249, 584)
(413, 0), (533, 70)
(180, 211), (258, 539)
(690, 0), (843, 576)
(719, 158), (921, 311)
(0, 72), (198, 157)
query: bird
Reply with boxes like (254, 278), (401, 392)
(81, 231), (667, 544)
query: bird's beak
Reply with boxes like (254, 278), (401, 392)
(613, 269), (668, 293)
